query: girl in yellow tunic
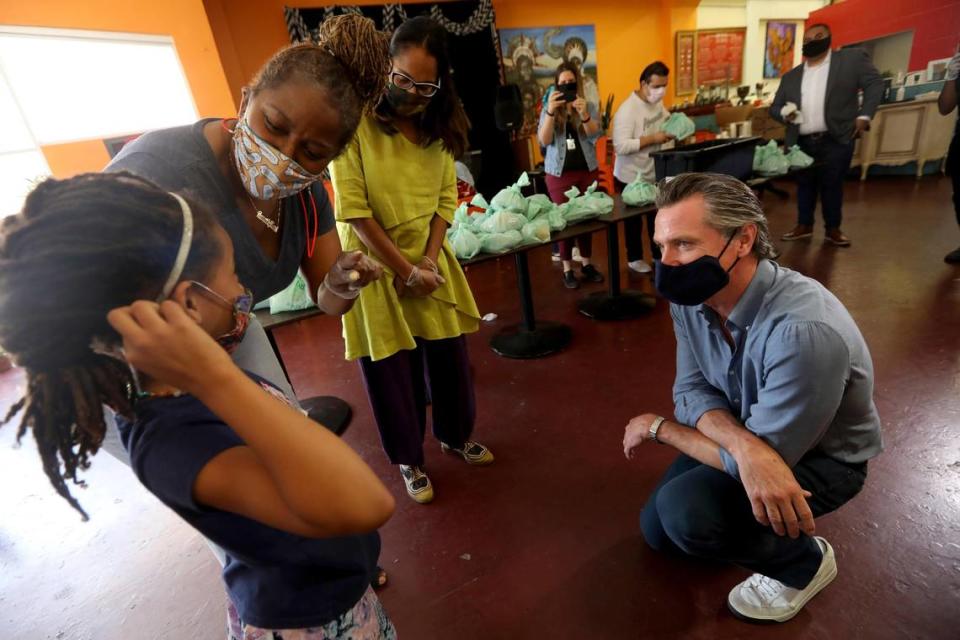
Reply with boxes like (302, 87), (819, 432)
(330, 16), (494, 503)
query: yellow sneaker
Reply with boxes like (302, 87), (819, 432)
(441, 440), (495, 466)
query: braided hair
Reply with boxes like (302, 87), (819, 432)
(0, 172), (222, 518)
(251, 14), (391, 152)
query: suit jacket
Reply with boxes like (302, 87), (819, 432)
(771, 48), (884, 146)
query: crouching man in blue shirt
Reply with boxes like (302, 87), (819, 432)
(623, 172), (882, 624)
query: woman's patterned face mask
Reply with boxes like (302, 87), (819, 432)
(232, 118), (321, 200)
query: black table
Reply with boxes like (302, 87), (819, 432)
(461, 220), (607, 359)
(578, 197), (659, 321)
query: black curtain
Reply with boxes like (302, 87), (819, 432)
(286, 2), (516, 197)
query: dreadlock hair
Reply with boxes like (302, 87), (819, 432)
(0, 172), (223, 518)
(374, 16), (471, 159)
(251, 14), (391, 153)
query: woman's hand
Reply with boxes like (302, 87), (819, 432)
(324, 250), (383, 298)
(107, 300), (236, 396)
(546, 89), (566, 117)
(394, 266), (445, 298)
(572, 97), (588, 119)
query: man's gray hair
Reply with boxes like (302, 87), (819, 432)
(655, 172), (775, 259)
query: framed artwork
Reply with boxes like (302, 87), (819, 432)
(696, 28), (746, 86)
(926, 58), (952, 82)
(764, 22), (797, 79)
(498, 25), (600, 134)
(675, 31), (696, 96)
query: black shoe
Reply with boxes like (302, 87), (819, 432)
(581, 264), (605, 283)
(301, 396), (352, 436)
(563, 270), (580, 289)
(945, 247), (960, 264)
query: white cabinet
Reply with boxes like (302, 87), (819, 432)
(853, 96), (955, 180)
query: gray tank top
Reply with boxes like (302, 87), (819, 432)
(106, 119), (336, 303)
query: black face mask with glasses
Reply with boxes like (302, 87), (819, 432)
(386, 70), (440, 117)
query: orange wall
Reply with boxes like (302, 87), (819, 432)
(204, 0), (698, 112)
(1, 0), (236, 177)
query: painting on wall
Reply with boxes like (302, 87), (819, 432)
(498, 25), (599, 135)
(697, 28), (746, 85)
(764, 21), (798, 79)
(675, 31), (696, 96)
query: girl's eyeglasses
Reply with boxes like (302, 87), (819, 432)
(190, 281), (253, 316)
(390, 70), (441, 98)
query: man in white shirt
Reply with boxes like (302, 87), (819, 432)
(772, 23), (883, 247)
(612, 61), (675, 273)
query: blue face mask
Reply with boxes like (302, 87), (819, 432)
(654, 231), (741, 306)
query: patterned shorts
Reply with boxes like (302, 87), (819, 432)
(227, 587), (397, 640)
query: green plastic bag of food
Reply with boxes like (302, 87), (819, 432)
(753, 140), (790, 175)
(524, 193), (554, 219)
(521, 217), (551, 245)
(269, 270), (316, 314)
(785, 145), (814, 168)
(563, 182), (614, 222)
(480, 210), (527, 234)
(454, 202), (471, 224)
(490, 172), (530, 214)
(470, 193), (490, 210)
(543, 206), (568, 231)
(480, 229), (523, 254)
(449, 225), (481, 260)
(660, 112), (696, 141)
(621, 176), (658, 206)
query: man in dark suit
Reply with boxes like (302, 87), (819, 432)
(772, 23), (883, 247)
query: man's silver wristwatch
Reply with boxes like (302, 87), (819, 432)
(648, 416), (666, 443)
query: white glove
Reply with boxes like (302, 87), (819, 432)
(321, 251), (383, 300)
(946, 52), (960, 82)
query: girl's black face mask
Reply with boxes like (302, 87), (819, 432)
(654, 231), (741, 306)
(386, 85), (431, 116)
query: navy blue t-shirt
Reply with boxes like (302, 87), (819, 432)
(115, 373), (380, 629)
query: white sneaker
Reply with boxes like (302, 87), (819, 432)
(727, 537), (837, 623)
(398, 465), (434, 504)
(628, 260), (652, 274)
(572, 247), (584, 263)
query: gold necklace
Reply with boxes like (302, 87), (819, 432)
(248, 195), (282, 233)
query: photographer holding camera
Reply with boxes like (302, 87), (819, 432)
(538, 61), (605, 289)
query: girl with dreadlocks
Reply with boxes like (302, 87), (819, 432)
(0, 172), (397, 639)
(107, 14), (389, 430)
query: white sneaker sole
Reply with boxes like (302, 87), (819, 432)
(727, 537), (837, 623)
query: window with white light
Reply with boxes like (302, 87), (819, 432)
(0, 27), (198, 217)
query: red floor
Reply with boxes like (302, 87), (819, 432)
(2, 175), (959, 639)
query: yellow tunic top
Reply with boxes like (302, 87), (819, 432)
(330, 116), (480, 361)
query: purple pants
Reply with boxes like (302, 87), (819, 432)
(358, 335), (476, 466)
(546, 169), (599, 261)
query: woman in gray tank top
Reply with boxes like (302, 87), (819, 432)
(107, 15), (389, 416)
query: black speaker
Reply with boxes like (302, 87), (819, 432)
(494, 83), (523, 132)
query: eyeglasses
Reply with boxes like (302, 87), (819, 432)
(190, 281), (253, 316)
(390, 70), (441, 98)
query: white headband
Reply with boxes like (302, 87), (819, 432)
(158, 192), (194, 300)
